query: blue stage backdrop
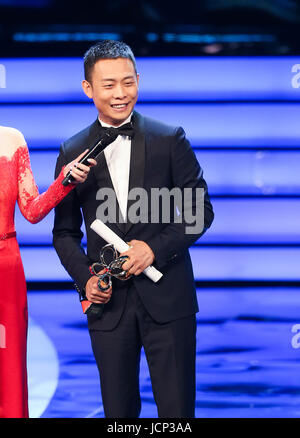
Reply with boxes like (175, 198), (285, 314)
(1, 56), (299, 282)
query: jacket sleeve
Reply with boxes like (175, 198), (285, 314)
(144, 127), (214, 269)
(52, 143), (92, 292)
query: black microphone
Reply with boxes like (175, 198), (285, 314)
(62, 130), (119, 186)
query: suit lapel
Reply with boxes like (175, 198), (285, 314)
(89, 119), (125, 234)
(124, 111), (146, 235)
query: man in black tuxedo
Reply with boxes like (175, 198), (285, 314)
(53, 40), (214, 418)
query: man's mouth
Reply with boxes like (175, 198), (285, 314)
(111, 103), (128, 109)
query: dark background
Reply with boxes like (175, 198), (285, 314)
(0, 0), (300, 57)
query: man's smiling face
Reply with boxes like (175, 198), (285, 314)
(82, 57), (139, 126)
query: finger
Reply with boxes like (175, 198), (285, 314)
(128, 266), (138, 275)
(98, 289), (112, 298)
(88, 287), (112, 303)
(98, 291), (112, 299)
(134, 268), (143, 276)
(70, 168), (88, 182)
(92, 293), (111, 300)
(120, 249), (132, 259)
(94, 286), (112, 296)
(63, 162), (75, 177)
(90, 292), (110, 303)
(95, 294), (111, 304)
(87, 158), (97, 166)
(75, 149), (89, 162)
(75, 162), (91, 173)
(72, 165), (89, 176)
(95, 297), (110, 304)
(97, 268), (107, 275)
(102, 288), (113, 297)
(65, 149), (88, 173)
(91, 296), (110, 304)
(92, 283), (111, 293)
(70, 171), (85, 183)
(122, 259), (134, 271)
(89, 298), (105, 304)
(128, 264), (142, 275)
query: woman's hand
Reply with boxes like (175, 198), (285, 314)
(63, 149), (97, 184)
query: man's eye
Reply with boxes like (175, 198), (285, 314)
(125, 82), (134, 86)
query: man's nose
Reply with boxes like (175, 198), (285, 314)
(113, 83), (126, 99)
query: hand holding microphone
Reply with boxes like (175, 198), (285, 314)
(62, 122), (134, 186)
(63, 149), (97, 184)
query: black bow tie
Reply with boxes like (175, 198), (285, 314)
(100, 122), (135, 139)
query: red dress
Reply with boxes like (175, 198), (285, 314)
(0, 129), (73, 418)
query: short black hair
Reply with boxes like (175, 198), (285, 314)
(83, 40), (137, 82)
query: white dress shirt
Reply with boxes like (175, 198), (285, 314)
(99, 115), (132, 222)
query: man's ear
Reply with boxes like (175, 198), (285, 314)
(82, 79), (93, 99)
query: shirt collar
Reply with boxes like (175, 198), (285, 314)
(98, 113), (133, 129)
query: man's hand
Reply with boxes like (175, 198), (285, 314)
(120, 240), (155, 276)
(85, 273), (112, 304)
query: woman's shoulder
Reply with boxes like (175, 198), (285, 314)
(0, 126), (26, 156)
(0, 126), (26, 144)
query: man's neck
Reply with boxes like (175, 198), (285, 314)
(98, 113), (132, 128)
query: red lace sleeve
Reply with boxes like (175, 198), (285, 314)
(17, 144), (75, 224)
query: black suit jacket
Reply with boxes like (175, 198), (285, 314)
(53, 111), (214, 330)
